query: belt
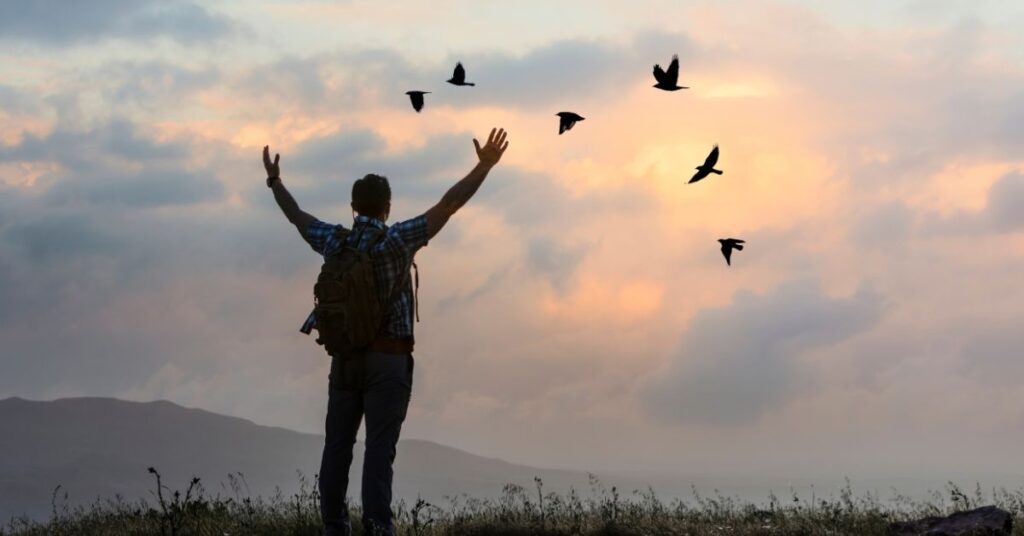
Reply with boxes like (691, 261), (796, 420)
(367, 337), (414, 354)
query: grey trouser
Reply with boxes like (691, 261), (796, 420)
(319, 351), (413, 536)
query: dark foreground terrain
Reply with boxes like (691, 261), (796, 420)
(3, 472), (1023, 536)
(4, 399), (1022, 534)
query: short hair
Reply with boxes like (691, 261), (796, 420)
(351, 173), (391, 217)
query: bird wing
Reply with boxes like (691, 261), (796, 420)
(453, 62), (465, 81)
(720, 244), (732, 265)
(703, 145), (719, 167)
(689, 169), (706, 183)
(666, 55), (679, 83)
(653, 64), (667, 84)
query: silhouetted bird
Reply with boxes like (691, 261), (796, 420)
(556, 112), (585, 135)
(446, 62), (475, 86)
(718, 238), (745, 266)
(689, 145), (723, 183)
(405, 91), (430, 112)
(653, 54), (688, 91)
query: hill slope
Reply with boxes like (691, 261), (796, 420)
(0, 397), (590, 522)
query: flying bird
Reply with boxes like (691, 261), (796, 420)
(689, 144), (723, 183)
(652, 54), (688, 91)
(556, 112), (585, 135)
(405, 91), (430, 112)
(718, 239), (745, 266)
(446, 62), (475, 86)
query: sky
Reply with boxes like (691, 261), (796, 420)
(2, 0), (1024, 482)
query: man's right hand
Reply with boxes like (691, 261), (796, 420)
(425, 127), (509, 239)
(263, 145), (281, 180)
(473, 128), (509, 168)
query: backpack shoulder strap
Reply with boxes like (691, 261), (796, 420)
(328, 226), (351, 252)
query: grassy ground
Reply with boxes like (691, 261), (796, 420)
(3, 470), (1023, 535)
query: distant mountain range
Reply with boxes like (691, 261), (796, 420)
(0, 397), (597, 522)
(5, 397), (1018, 524)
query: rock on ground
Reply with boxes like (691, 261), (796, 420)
(889, 505), (1013, 536)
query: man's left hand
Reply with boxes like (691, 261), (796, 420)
(263, 145), (281, 182)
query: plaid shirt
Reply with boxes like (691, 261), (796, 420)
(300, 214), (429, 340)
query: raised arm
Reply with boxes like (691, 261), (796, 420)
(424, 128), (509, 239)
(264, 145), (316, 237)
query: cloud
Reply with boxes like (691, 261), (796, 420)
(850, 201), (915, 249)
(920, 171), (1024, 236)
(0, 199), (325, 398)
(223, 31), (695, 114)
(97, 61), (223, 105)
(433, 265), (513, 313)
(985, 172), (1024, 232)
(2, 209), (123, 265)
(444, 34), (694, 109)
(243, 128), (476, 214)
(3, 119), (187, 162)
(57, 170), (222, 208)
(228, 48), (418, 112)
(525, 236), (589, 293)
(474, 166), (654, 232)
(1, 119), (223, 208)
(235, 55), (331, 106)
(0, 0), (235, 45)
(957, 321), (1024, 387)
(0, 85), (45, 116)
(641, 279), (884, 426)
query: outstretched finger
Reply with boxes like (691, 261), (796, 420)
(500, 140), (509, 153)
(473, 138), (481, 153)
(263, 145), (271, 166)
(487, 127), (496, 145)
(495, 130), (507, 146)
(274, 153), (280, 166)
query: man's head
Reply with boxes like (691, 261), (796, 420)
(351, 173), (391, 221)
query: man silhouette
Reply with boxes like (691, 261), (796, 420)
(264, 128), (509, 536)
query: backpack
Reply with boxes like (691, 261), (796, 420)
(312, 226), (389, 356)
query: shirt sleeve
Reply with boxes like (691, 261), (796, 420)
(303, 218), (341, 256)
(388, 214), (430, 255)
